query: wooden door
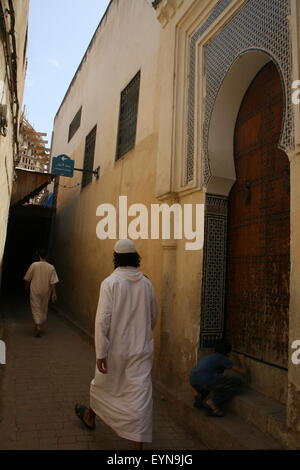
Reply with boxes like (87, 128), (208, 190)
(226, 61), (290, 368)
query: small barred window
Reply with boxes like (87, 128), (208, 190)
(116, 71), (140, 160)
(68, 107), (82, 142)
(82, 125), (97, 189)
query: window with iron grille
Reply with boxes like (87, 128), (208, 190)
(116, 71), (140, 160)
(68, 107), (82, 142)
(82, 125), (97, 189)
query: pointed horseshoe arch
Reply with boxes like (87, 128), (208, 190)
(206, 50), (287, 196)
(200, 50), (290, 350)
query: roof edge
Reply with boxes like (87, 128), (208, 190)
(54, 0), (114, 122)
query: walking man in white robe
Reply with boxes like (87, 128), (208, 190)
(75, 239), (157, 450)
(24, 248), (59, 337)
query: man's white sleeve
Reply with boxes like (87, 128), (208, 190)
(94, 281), (113, 359)
(50, 267), (59, 284)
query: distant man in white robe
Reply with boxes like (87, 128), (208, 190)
(24, 248), (59, 337)
(75, 239), (157, 450)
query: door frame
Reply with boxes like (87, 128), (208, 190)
(200, 51), (289, 349)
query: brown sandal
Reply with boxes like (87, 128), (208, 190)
(203, 399), (224, 417)
(75, 404), (96, 430)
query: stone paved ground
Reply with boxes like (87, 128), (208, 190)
(0, 296), (206, 450)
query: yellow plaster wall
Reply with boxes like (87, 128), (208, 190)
(51, 0), (163, 360)
(157, 191), (205, 388)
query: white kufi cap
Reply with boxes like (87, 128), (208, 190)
(114, 239), (137, 254)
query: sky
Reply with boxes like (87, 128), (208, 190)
(23, 0), (111, 145)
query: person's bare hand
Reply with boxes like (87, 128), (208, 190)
(97, 358), (108, 374)
(51, 293), (57, 303)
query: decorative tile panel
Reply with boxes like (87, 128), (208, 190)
(186, 0), (293, 184)
(200, 194), (228, 347)
(186, 0), (233, 183)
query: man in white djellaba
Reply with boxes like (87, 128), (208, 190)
(75, 239), (157, 450)
(24, 248), (59, 337)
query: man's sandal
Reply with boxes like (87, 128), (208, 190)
(203, 399), (224, 417)
(34, 326), (42, 338)
(74, 404), (96, 430)
(209, 407), (224, 417)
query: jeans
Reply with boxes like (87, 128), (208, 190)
(193, 375), (243, 407)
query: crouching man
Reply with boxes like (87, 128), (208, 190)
(189, 340), (246, 417)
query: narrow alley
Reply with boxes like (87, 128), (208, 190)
(1, 0), (300, 453)
(0, 296), (206, 451)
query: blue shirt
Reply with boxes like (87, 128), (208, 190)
(190, 352), (234, 389)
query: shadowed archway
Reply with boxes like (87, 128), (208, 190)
(200, 51), (290, 354)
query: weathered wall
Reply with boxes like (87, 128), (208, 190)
(156, 191), (205, 389)
(0, 0), (29, 279)
(153, 0), (300, 446)
(51, 0), (163, 361)
(285, 0), (300, 444)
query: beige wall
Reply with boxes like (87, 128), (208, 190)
(0, 0), (29, 277)
(51, 0), (163, 358)
(287, 0), (300, 442)
(156, 191), (205, 388)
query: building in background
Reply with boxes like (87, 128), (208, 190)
(0, 1), (56, 294)
(18, 115), (51, 173)
(3, 114), (55, 294)
(51, 0), (300, 448)
(14, 114), (54, 206)
(0, 0), (29, 278)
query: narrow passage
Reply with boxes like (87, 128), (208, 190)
(0, 297), (206, 450)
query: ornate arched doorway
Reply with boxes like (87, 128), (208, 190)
(225, 61), (290, 368)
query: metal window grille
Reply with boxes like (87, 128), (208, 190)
(116, 71), (140, 160)
(68, 107), (82, 142)
(82, 125), (97, 189)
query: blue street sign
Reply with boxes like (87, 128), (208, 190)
(51, 154), (74, 177)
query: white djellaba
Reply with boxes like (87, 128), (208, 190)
(90, 239), (158, 443)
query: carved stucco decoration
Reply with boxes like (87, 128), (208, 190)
(154, 0), (184, 27)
